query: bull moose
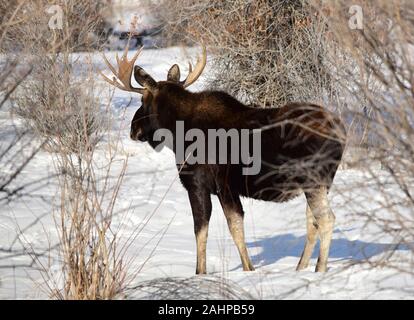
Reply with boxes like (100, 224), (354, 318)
(100, 42), (345, 274)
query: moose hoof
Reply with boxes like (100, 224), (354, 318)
(315, 264), (327, 272)
(296, 264), (308, 271)
(243, 264), (255, 272)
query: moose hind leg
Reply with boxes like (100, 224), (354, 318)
(306, 187), (336, 272)
(219, 193), (254, 271)
(296, 204), (318, 271)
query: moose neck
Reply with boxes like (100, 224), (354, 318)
(154, 85), (198, 131)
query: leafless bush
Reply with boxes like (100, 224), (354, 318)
(13, 57), (103, 155)
(314, 0), (414, 274)
(127, 276), (254, 300)
(50, 133), (128, 299)
(0, 0), (111, 53)
(9, 0), (110, 154)
(152, 0), (337, 108)
(1, 0), (131, 299)
(0, 2), (43, 203)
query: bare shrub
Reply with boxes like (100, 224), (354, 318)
(9, 0), (111, 154)
(2, 1), (130, 299)
(0, 0), (111, 53)
(127, 276), (254, 300)
(13, 57), (103, 155)
(0, 2), (43, 203)
(51, 133), (128, 299)
(314, 0), (414, 273)
(152, 0), (336, 108)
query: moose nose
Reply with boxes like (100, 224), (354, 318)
(130, 128), (142, 141)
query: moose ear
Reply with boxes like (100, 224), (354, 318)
(134, 66), (158, 92)
(167, 64), (181, 82)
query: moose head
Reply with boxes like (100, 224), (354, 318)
(100, 42), (207, 150)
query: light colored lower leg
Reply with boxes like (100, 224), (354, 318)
(195, 225), (208, 274)
(307, 187), (336, 273)
(226, 212), (255, 271)
(296, 205), (318, 271)
(315, 212), (335, 272)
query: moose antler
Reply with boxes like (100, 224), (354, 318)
(181, 44), (207, 88)
(100, 39), (145, 94)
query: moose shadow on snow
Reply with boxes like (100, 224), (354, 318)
(232, 230), (410, 270)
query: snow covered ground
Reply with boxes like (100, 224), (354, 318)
(0, 47), (413, 299)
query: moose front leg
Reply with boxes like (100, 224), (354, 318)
(188, 189), (212, 275)
(218, 191), (255, 272)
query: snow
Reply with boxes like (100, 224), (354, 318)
(0, 47), (413, 300)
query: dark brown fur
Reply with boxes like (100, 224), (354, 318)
(131, 69), (346, 274)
